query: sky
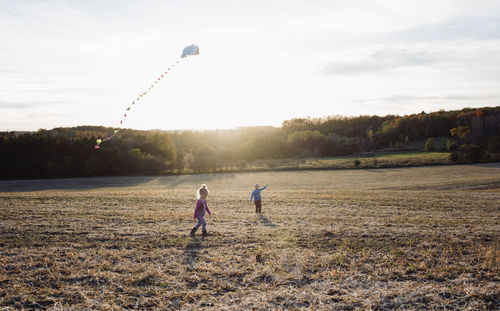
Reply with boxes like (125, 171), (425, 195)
(1, 0), (499, 131)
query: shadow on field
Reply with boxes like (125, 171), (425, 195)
(362, 169), (384, 173)
(184, 236), (203, 267)
(0, 176), (152, 192)
(469, 162), (500, 169)
(0, 173), (237, 192)
(150, 173), (237, 188)
(258, 214), (277, 227)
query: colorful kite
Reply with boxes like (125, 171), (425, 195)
(95, 44), (200, 149)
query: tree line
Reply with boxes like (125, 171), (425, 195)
(1, 106), (499, 179)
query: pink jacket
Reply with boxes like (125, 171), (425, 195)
(194, 199), (211, 219)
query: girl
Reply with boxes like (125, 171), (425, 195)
(191, 186), (211, 236)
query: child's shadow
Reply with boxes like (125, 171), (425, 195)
(184, 236), (203, 267)
(258, 214), (277, 227)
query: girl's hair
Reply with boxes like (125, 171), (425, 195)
(197, 185), (209, 199)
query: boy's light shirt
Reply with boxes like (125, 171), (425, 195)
(250, 185), (268, 201)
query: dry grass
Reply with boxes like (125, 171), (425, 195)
(1, 164), (499, 310)
(270, 151), (452, 170)
(180, 151), (452, 174)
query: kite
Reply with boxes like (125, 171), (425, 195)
(181, 44), (200, 58)
(94, 44), (200, 149)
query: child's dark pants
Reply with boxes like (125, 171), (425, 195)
(254, 200), (262, 213)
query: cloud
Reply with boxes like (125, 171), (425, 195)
(383, 15), (500, 44)
(320, 7), (500, 76)
(322, 36), (500, 77)
(357, 94), (499, 106)
(323, 48), (444, 75)
(0, 101), (70, 110)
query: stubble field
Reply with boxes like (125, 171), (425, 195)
(0, 164), (499, 310)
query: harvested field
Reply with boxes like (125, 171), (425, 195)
(1, 164), (499, 310)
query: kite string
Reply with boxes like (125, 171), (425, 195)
(95, 58), (182, 149)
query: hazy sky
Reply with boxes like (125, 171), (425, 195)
(1, 0), (499, 131)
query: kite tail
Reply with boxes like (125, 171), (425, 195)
(95, 59), (183, 149)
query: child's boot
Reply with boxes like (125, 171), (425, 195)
(190, 227), (197, 236)
(202, 229), (208, 236)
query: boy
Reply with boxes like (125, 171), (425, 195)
(250, 184), (268, 214)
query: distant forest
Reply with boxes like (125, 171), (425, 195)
(1, 106), (500, 179)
